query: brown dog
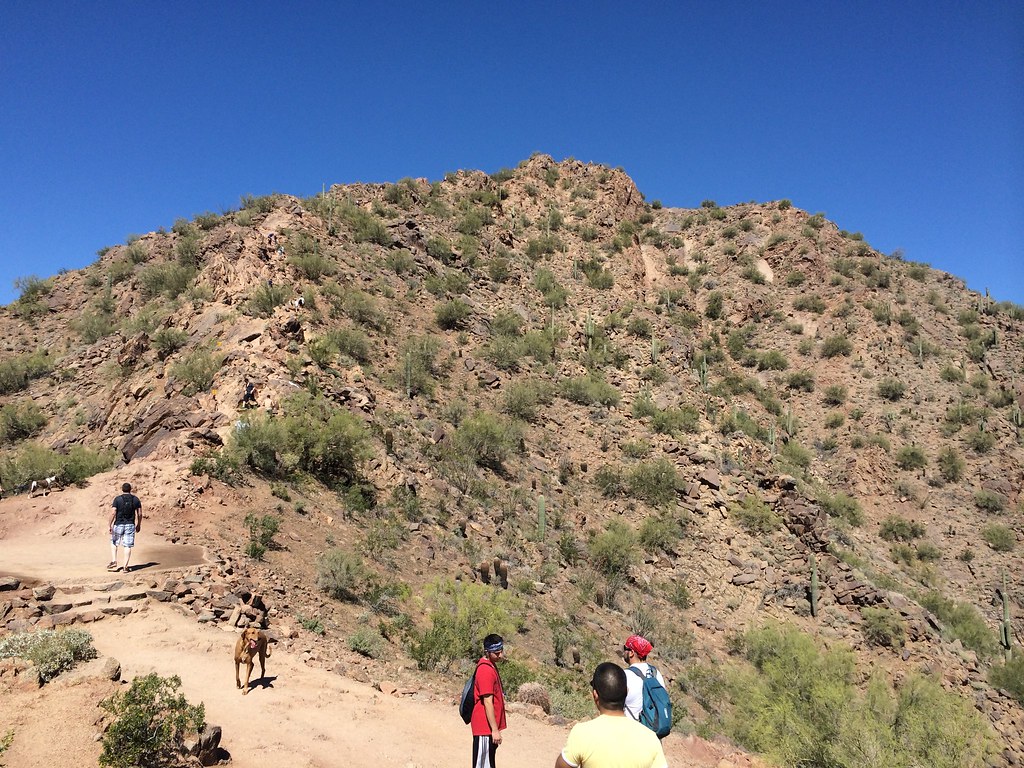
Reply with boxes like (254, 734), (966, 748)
(234, 627), (271, 695)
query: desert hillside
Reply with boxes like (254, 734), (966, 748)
(1, 154), (1022, 766)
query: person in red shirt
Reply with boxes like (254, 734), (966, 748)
(470, 634), (507, 768)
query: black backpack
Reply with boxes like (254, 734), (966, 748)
(459, 668), (477, 724)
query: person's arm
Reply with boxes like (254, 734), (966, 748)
(135, 502), (142, 532)
(481, 694), (502, 744)
(108, 506), (115, 531)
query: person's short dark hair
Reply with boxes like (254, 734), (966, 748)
(591, 662), (627, 709)
(483, 634), (504, 653)
(121, 482), (132, 493)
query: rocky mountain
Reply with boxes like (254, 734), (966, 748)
(2, 154), (1022, 765)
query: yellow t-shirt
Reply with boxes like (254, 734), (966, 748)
(560, 713), (668, 768)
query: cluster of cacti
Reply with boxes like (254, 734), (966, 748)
(809, 553), (819, 618)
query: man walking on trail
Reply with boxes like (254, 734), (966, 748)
(471, 634), (507, 768)
(555, 662), (668, 768)
(108, 482), (142, 572)
(622, 634), (666, 722)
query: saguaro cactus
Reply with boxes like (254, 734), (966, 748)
(810, 553), (819, 618)
(537, 494), (546, 540)
(1000, 571), (1012, 657)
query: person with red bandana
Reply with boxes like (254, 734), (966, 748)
(621, 634), (666, 723)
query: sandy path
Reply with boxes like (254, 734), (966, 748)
(87, 604), (569, 768)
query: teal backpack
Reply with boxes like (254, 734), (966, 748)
(628, 665), (672, 738)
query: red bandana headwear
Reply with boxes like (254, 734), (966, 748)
(625, 634), (653, 658)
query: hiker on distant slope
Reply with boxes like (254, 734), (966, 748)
(241, 379), (258, 409)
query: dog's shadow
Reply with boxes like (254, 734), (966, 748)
(247, 675), (277, 693)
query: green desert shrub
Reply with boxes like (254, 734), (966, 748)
(937, 447), (965, 482)
(990, 655), (1024, 704)
(150, 327), (189, 359)
(786, 370), (816, 392)
(919, 591), (999, 658)
(879, 515), (925, 542)
(980, 524), (1014, 552)
(99, 673), (205, 768)
(348, 627), (388, 659)
(819, 491), (863, 526)
(894, 445), (927, 470)
(0, 401), (47, 443)
(639, 514), (684, 553)
(721, 623), (993, 768)
(396, 336), (443, 398)
(780, 440), (812, 469)
(822, 385), (848, 405)
(244, 282), (290, 317)
(0, 628), (96, 682)
(820, 334), (853, 358)
(435, 299), (472, 330)
(316, 548), (367, 601)
(731, 494), (781, 533)
(229, 392), (371, 483)
(559, 374), (621, 408)
(139, 262), (196, 299)
(966, 428), (996, 454)
(0, 442), (116, 490)
(757, 350), (789, 371)
(626, 458), (679, 507)
(588, 520), (639, 577)
(170, 349), (223, 396)
(502, 379), (554, 422)
(793, 294), (826, 313)
(453, 412), (522, 470)
(973, 489), (1006, 513)
(411, 579), (524, 671)
(860, 606), (904, 647)
(243, 513), (279, 560)
(877, 378), (906, 401)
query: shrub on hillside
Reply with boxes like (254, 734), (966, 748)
(502, 379), (554, 422)
(588, 520), (639, 577)
(894, 445), (927, 470)
(244, 282), (290, 317)
(820, 334), (853, 358)
(0, 351), (53, 395)
(822, 384), (848, 406)
(731, 494), (780, 533)
(559, 374), (620, 408)
(435, 299), (472, 330)
(139, 262), (196, 299)
(786, 370), (815, 392)
(819, 491), (863, 526)
(453, 412), (522, 470)
(0, 628), (96, 682)
(99, 673), (205, 768)
(937, 446), (965, 482)
(411, 579), (524, 671)
(974, 489), (1006, 513)
(919, 591), (999, 658)
(0, 401), (47, 443)
(150, 327), (190, 360)
(721, 623), (993, 768)
(879, 515), (925, 542)
(990, 656), (1024, 704)
(627, 458), (679, 507)
(396, 336), (442, 398)
(861, 607), (904, 647)
(229, 392), (371, 484)
(877, 378), (906, 401)
(0, 442), (116, 490)
(170, 349), (223, 396)
(981, 524), (1014, 552)
(316, 548), (367, 602)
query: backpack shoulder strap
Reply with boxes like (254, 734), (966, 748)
(627, 666), (645, 679)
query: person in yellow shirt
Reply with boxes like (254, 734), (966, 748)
(555, 662), (668, 768)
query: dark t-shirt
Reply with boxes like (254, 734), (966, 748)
(112, 493), (141, 526)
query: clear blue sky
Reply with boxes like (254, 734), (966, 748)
(2, 1), (1021, 306)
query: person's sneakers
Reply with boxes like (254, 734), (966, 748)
(106, 561), (118, 571)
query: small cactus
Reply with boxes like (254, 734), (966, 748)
(1000, 571), (1012, 656)
(494, 558), (509, 589)
(478, 561), (491, 584)
(809, 553), (819, 618)
(537, 494), (546, 540)
(651, 335), (659, 365)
